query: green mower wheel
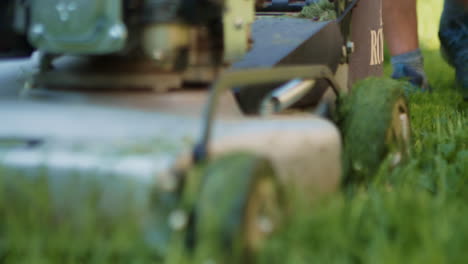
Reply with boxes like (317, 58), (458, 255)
(340, 77), (411, 182)
(192, 152), (282, 264)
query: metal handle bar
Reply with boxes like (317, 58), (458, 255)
(193, 65), (341, 163)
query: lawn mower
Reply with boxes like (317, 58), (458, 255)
(0, 0), (410, 263)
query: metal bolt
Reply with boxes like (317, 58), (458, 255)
(30, 24), (45, 41)
(56, 1), (77, 22)
(346, 41), (355, 54)
(169, 209), (188, 231)
(258, 216), (274, 234)
(234, 17), (244, 30)
(152, 50), (165, 61)
(109, 24), (127, 40)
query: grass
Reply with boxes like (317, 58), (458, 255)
(299, 0), (337, 21)
(0, 169), (163, 263)
(1, 0), (467, 263)
(258, 0), (468, 263)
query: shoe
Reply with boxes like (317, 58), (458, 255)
(391, 63), (431, 92)
(439, 14), (468, 100)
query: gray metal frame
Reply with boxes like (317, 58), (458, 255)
(194, 65), (342, 162)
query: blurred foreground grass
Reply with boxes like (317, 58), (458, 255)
(1, 0), (467, 263)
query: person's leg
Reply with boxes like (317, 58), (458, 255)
(439, 0), (468, 99)
(441, 0), (468, 26)
(383, 0), (430, 90)
(383, 0), (419, 56)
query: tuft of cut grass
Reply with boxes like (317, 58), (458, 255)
(339, 77), (408, 182)
(299, 0), (337, 21)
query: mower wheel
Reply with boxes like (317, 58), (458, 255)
(193, 152), (282, 264)
(340, 77), (411, 182)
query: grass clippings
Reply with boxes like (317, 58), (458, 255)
(299, 0), (337, 21)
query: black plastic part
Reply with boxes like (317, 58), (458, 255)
(0, 0), (34, 59)
(192, 142), (208, 164)
(257, 0), (315, 12)
(179, 0), (224, 24)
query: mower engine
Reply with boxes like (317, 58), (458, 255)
(3, 0), (255, 89)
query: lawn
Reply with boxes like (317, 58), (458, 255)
(258, 0), (468, 263)
(0, 0), (467, 263)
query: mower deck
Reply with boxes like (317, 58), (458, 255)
(0, 57), (341, 187)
